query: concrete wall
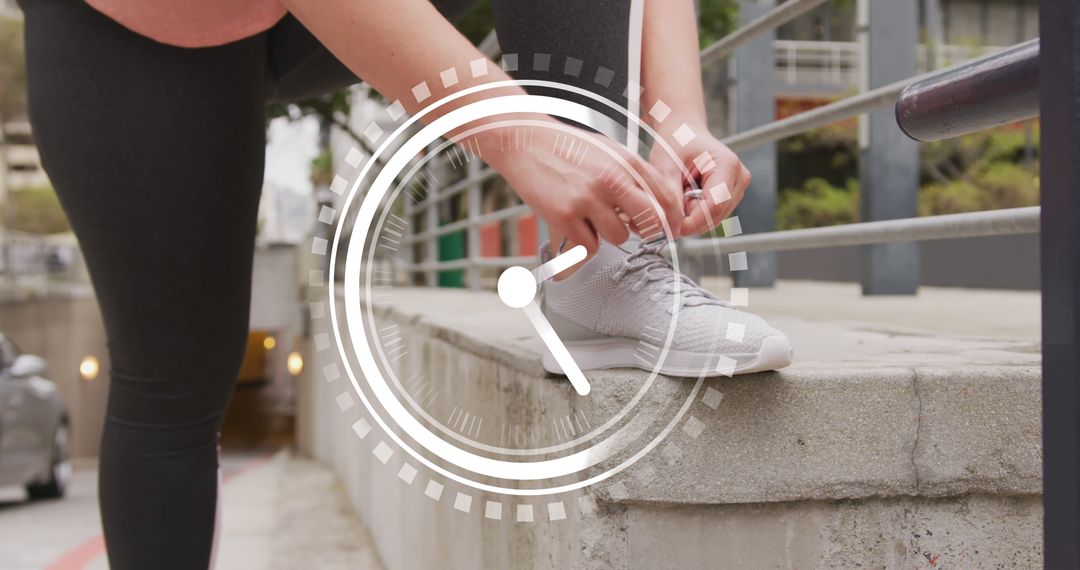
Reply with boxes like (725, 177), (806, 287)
(296, 287), (1043, 569)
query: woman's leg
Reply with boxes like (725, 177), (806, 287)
(491, 0), (631, 128)
(20, 1), (268, 568)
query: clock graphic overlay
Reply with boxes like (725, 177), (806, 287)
(320, 72), (739, 521)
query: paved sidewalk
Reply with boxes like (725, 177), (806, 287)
(0, 452), (382, 570)
(213, 452), (384, 570)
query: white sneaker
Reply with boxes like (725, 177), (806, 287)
(540, 241), (792, 377)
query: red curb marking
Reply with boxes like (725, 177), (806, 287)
(44, 535), (104, 570)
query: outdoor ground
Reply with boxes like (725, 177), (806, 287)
(0, 452), (383, 570)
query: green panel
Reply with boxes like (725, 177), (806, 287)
(437, 230), (466, 288)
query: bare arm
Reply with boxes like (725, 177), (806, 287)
(641, 0), (751, 236)
(281, 0), (683, 249)
(641, 0), (708, 139)
(281, 0), (523, 128)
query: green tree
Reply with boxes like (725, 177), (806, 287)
(698, 0), (739, 48)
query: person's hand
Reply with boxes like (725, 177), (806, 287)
(649, 127), (751, 237)
(480, 122), (685, 252)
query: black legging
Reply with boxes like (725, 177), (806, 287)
(19, 0), (630, 567)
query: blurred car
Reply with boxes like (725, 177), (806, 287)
(0, 334), (70, 499)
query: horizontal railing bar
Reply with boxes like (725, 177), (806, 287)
(407, 204), (531, 243)
(722, 77), (907, 151)
(407, 258), (471, 272)
(473, 256), (536, 268)
(897, 38), (1039, 142)
(407, 255), (536, 272)
(681, 207), (1040, 254)
(414, 167), (498, 212)
(722, 41), (1022, 151)
(700, 0), (830, 66)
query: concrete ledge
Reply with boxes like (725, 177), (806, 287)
(367, 287), (1041, 504)
(298, 283), (1043, 569)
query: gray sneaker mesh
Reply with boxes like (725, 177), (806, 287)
(543, 242), (783, 354)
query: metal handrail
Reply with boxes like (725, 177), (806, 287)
(723, 42), (1029, 152)
(681, 207), (1039, 254)
(700, 0), (830, 66)
(406, 203), (530, 243)
(897, 39), (1039, 142)
(411, 166), (497, 213)
(400, 8), (1040, 288)
(410, 255), (535, 273)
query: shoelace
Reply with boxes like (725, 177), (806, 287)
(612, 243), (729, 309)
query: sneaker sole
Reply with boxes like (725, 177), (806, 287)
(541, 335), (793, 378)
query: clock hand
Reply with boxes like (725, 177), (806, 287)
(498, 256), (592, 396)
(521, 300), (591, 396)
(534, 244), (587, 282)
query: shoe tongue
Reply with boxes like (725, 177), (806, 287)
(592, 240), (630, 267)
(541, 240), (630, 292)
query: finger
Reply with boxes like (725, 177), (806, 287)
(630, 156), (684, 238)
(600, 166), (664, 240)
(682, 164), (746, 237)
(608, 181), (668, 242)
(559, 218), (599, 254)
(588, 204), (631, 246)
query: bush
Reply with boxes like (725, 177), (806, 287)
(776, 177), (858, 230)
(918, 124), (1038, 216)
(919, 161), (1038, 216)
(774, 122), (1039, 227)
(2, 185), (71, 234)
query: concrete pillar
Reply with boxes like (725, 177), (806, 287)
(731, 0), (778, 288)
(859, 0), (920, 295)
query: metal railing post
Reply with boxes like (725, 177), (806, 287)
(425, 149), (443, 287)
(465, 159), (483, 290)
(731, 0), (779, 288)
(403, 176), (415, 287)
(1039, 1), (1080, 565)
(858, 0), (920, 295)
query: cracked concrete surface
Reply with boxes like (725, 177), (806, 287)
(363, 286), (1041, 505)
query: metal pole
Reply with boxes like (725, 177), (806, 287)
(681, 206), (1039, 254)
(860, 0), (920, 295)
(896, 39), (1039, 142)
(700, 0), (829, 66)
(720, 39), (1037, 152)
(731, 0), (778, 288)
(1039, 0), (1080, 565)
(465, 159), (482, 290)
(425, 149), (442, 287)
(403, 177), (415, 287)
(722, 77), (905, 151)
(923, 0), (945, 71)
(0, 119), (12, 285)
